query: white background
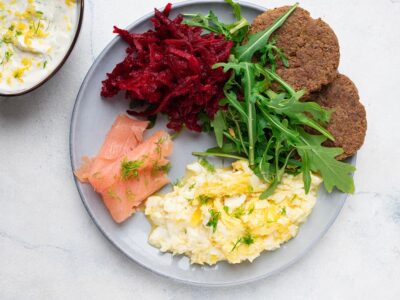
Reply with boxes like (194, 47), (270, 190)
(1, 0), (400, 299)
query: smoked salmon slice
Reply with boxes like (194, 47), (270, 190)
(75, 114), (148, 183)
(75, 115), (173, 223)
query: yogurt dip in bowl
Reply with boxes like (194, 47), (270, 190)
(0, 0), (83, 96)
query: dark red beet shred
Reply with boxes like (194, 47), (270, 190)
(101, 4), (233, 132)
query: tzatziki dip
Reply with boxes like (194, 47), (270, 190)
(0, 0), (78, 94)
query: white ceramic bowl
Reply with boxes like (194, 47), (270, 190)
(0, 0), (84, 97)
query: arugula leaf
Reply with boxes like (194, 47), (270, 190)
(193, 149), (246, 161)
(288, 112), (334, 141)
(225, 0), (242, 20)
(298, 147), (312, 193)
(183, 0), (249, 42)
(186, 2), (356, 196)
(219, 74), (248, 120)
(243, 62), (257, 166)
(211, 110), (227, 148)
(198, 157), (216, 173)
(260, 39), (290, 71)
(215, 61), (258, 165)
(235, 3), (298, 62)
(296, 130), (355, 193)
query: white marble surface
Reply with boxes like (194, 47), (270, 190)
(1, 0), (400, 299)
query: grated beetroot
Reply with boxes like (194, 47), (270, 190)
(101, 4), (233, 132)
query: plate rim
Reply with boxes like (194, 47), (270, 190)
(69, 0), (352, 287)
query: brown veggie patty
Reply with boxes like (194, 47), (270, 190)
(250, 6), (340, 95)
(310, 74), (367, 160)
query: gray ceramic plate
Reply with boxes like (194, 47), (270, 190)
(70, 0), (353, 286)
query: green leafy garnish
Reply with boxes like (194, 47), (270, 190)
(183, 0), (249, 43)
(280, 206), (287, 215)
(152, 161), (172, 175)
(125, 188), (136, 201)
(206, 209), (221, 232)
(198, 157), (216, 173)
(235, 4), (298, 62)
(232, 206), (245, 218)
(120, 158), (144, 180)
(2, 36), (12, 44)
(155, 136), (168, 155)
(248, 204), (255, 215)
(297, 130), (355, 193)
(173, 178), (184, 187)
(197, 194), (212, 205)
(1, 50), (13, 65)
(107, 189), (122, 202)
(231, 233), (255, 251)
(190, 1), (355, 196)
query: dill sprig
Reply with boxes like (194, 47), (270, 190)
(120, 158), (144, 180)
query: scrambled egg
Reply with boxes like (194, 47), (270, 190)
(145, 160), (322, 265)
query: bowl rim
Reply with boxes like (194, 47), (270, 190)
(0, 0), (85, 97)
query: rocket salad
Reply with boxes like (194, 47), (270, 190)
(187, 2), (355, 196)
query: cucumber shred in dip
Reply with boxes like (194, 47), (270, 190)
(0, 0), (78, 93)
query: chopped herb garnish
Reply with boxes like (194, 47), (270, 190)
(232, 206), (245, 218)
(231, 233), (255, 251)
(197, 194), (212, 205)
(13, 69), (23, 79)
(188, 182), (196, 190)
(34, 19), (43, 34)
(107, 189), (121, 202)
(247, 204), (255, 215)
(223, 205), (230, 213)
(173, 178), (184, 187)
(152, 161), (171, 175)
(8, 25), (14, 31)
(15, 30), (22, 37)
(206, 209), (220, 232)
(198, 157), (215, 173)
(280, 206), (287, 215)
(155, 136), (168, 155)
(242, 233), (254, 245)
(125, 188), (136, 201)
(1, 51), (13, 65)
(120, 158), (144, 180)
(248, 185), (254, 193)
(43, 60), (48, 69)
(92, 172), (102, 179)
(2, 36), (12, 44)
